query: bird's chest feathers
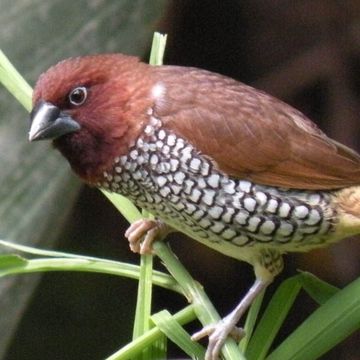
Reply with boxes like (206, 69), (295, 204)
(98, 117), (337, 259)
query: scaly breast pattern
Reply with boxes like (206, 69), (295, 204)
(99, 119), (337, 256)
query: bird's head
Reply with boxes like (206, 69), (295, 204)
(29, 54), (153, 182)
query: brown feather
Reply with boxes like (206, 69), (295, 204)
(153, 66), (360, 190)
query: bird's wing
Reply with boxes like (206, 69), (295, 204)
(154, 66), (360, 190)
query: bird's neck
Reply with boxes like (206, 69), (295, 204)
(53, 129), (128, 183)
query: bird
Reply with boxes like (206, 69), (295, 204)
(28, 54), (360, 360)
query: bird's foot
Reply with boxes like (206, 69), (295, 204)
(191, 278), (270, 359)
(191, 318), (245, 360)
(125, 219), (171, 254)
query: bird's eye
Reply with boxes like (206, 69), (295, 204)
(68, 86), (87, 106)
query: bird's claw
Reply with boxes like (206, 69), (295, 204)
(125, 219), (170, 254)
(192, 321), (245, 360)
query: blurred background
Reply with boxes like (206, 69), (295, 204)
(0, 1), (359, 359)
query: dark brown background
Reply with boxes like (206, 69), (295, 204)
(4, 1), (360, 359)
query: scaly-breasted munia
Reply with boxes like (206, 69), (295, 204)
(28, 54), (360, 360)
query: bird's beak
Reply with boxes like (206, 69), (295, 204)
(28, 100), (81, 141)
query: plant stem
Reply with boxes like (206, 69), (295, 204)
(106, 305), (196, 360)
(0, 50), (32, 111)
(153, 242), (246, 360)
(0, 257), (181, 293)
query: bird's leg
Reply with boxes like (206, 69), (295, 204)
(125, 219), (172, 254)
(191, 278), (270, 360)
(192, 249), (283, 360)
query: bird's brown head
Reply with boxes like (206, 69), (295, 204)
(29, 54), (153, 183)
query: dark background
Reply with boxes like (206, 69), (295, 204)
(3, 1), (360, 359)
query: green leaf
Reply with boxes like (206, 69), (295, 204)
(152, 310), (206, 359)
(266, 276), (360, 360)
(0, 239), (181, 293)
(105, 306), (196, 360)
(0, 255), (27, 272)
(133, 255), (154, 338)
(131, 33), (168, 360)
(149, 32), (168, 66)
(153, 241), (246, 360)
(299, 271), (339, 305)
(0, 50), (32, 111)
(102, 191), (142, 223)
(246, 275), (302, 360)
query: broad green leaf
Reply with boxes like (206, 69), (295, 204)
(0, 1), (167, 356)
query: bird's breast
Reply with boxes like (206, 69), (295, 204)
(98, 117), (340, 260)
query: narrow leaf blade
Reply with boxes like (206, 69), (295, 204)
(266, 277), (360, 360)
(299, 271), (339, 305)
(152, 310), (206, 359)
(246, 275), (302, 360)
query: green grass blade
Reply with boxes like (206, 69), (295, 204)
(152, 310), (206, 359)
(266, 276), (360, 360)
(133, 254), (153, 339)
(299, 271), (339, 305)
(0, 238), (132, 260)
(131, 32), (168, 360)
(0, 255), (27, 271)
(149, 332), (167, 360)
(106, 306), (196, 360)
(149, 32), (167, 66)
(132, 254), (154, 360)
(0, 250), (181, 294)
(0, 49), (32, 111)
(246, 275), (302, 360)
(101, 191), (142, 223)
(153, 241), (246, 360)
